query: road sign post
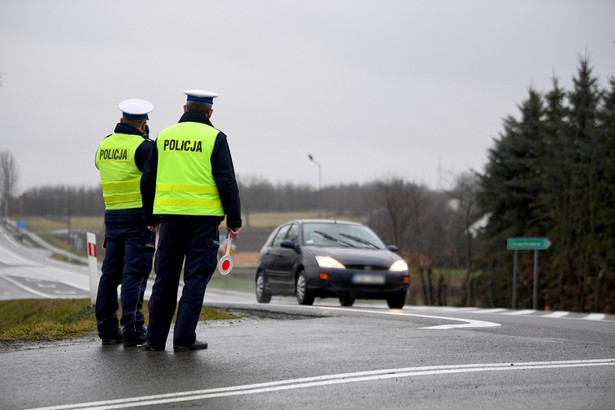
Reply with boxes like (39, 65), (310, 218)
(507, 237), (551, 310)
(533, 250), (539, 310)
(512, 250), (519, 309)
(86, 232), (99, 306)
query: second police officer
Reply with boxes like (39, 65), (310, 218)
(140, 89), (242, 352)
(95, 99), (155, 347)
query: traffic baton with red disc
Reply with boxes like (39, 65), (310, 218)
(217, 236), (233, 275)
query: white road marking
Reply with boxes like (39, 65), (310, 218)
(474, 308), (507, 314)
(406, 306), (614, 322)
(584, 313), (606, 321)
(205, 300), (501, 329)
(300, 305), (501, 329)
(0, 274), (52, 298)
(502, 309), (536, 315)
(542, 311), (569, 318)
(29, 359), (615, 410)
(54, 290), (78, 295)
(0, 234), (40, 265)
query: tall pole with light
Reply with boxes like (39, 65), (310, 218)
(307, 154), (322, 218)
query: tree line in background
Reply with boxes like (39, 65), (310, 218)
(475, 56), (615, 314)
(0, 149), (485, 308)
(1, 55), (613, 313)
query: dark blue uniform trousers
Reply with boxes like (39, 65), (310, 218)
(96, 209), (153, 341)
(147, 216), (219, 349)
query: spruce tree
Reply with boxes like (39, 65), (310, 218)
(477, 87), (546, 308)
(565, 56), (603, 310)
(593, 74), (615, 311)
(539, 76), (573, 310)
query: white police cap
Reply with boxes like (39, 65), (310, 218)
(118, 98), (153, 120)
(184, 90), (218, 104)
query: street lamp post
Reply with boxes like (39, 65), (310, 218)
(307, 154), (322, 218)
(307, 154), (321, 191)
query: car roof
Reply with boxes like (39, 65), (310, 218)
(285, 219), (363, 226)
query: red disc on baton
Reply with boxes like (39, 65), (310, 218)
(218, 236), (233, 275)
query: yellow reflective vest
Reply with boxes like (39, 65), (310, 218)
(153, 122), (224, 216)
(96, 134), (144, 210)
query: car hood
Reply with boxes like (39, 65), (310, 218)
(303, 246), (401, 267)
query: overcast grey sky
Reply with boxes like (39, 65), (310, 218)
(1, 0), (614, 193)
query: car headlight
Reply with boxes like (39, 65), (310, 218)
(315, 256), (346, 269)
(389, 260), (408, 272)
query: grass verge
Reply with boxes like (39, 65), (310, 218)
(208, 267), (255, 293)
(0, 298), (241, 343)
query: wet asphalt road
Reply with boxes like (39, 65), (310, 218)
(1, 300), (615, 410)
(1, 225), (615, 409)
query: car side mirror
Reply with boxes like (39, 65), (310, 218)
(387, 245), (399, 253)
(281, 239), (296, 249)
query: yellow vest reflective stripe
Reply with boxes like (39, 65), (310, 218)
(96, 134), (144, 210)
(154, 122), (224, 216)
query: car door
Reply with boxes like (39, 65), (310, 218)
(274, 223), (300, 290)
(263, 224), (291, 290)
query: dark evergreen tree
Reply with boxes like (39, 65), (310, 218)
(592, 73), (615, 311)
(476, 87), (546, 308)
(538, 76), (572, 310)
(564, 56), (604, 311)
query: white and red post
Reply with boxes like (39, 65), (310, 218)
(86, 232), (99, 306)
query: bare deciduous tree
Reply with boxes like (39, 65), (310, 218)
(237, 175), (273, 227)
(373, 176), (415, 250)
(371, 176), (441, 304)
(449, 171), (482, 306)
(0, 150), (19, 218)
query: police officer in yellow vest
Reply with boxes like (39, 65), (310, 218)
(140, 90), (242, 352)
(95, 99), (155, 347)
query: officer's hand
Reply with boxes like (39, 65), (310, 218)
(147, 225), (159, 232)
(227, 227), (241, 239)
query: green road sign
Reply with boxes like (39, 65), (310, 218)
(507, 237), (551, 251)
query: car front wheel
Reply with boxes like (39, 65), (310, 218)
(295, 270), (315, 305)
(255, 271), (272, 303)
(339, 296), (355, 307)
(386, 293), (406, 309)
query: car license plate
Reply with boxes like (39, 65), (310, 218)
(352, 274), (385, 284)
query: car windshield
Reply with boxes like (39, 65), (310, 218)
(302, 222), (386, 249)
